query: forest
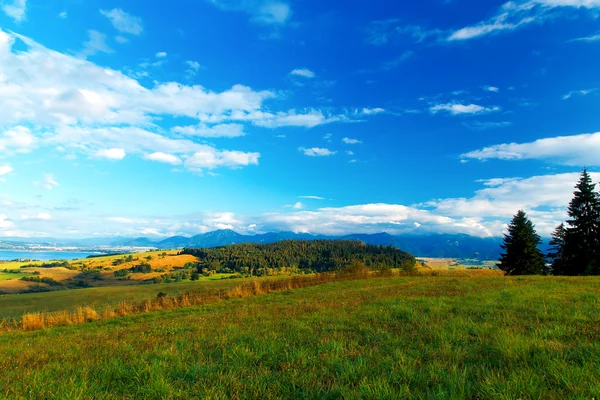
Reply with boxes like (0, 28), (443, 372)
(182, 240), (417, 276)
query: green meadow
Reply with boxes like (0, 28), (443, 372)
(1, 274), (599, 399)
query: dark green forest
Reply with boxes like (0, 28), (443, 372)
(182, 240), (416, 276)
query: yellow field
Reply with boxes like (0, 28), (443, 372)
(0, 250), (201, 294)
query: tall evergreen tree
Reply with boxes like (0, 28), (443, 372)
(561, 169), (600, 275)
(548, 223), (566, 275)
(498, 210), (546, 275)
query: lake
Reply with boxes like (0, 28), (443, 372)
(0, 250), (100, 261)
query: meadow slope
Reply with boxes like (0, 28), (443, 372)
(1, 275), (599, 399)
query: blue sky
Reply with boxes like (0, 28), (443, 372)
(0, 0), (599, 239)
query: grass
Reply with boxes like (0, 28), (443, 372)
(0, 271), (30, 281)
(0, 275), (253, 319)
(1, 273), (599, 399)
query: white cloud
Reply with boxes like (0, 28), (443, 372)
(79, 30), (113, 58)
(284, 202), (303, 209)
(58, 11), (67, 19)
(184, 147), (260, 171)
(570, 32), (600, 42)
(0, 214), (14, 229)
(185, 60), (203, 77)
(382, 51), (414, 70)
(22, 213), (52, 221)
(155, 52), (167, 58)
(299, 196), (324, 200)
(100, 8), (144, 35)
(562, 88), (595, 100)
(1, 0), (26, 22)
(299, 147), (337, 157)
(262, 172), (600, 237)
(483, 86), (500, 92)
(290, 68), (315, 78)
(115, 36), (129, 44)
(346, 150), (354, 156)
(35, 174), (59, 190)
(172, 123), (245, 138)
(448, 0), (600, 42)
(0, 165), (13, 178)
(461, 132), (600, 166)
(0, 126), (36, 153)
(430, 103), (501, 115)
(360, 107), (386, 115)
(143, 152), (182, 165)
(342, 137), (362, 145)
(96, 148), (126, 160)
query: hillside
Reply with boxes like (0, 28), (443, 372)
(1, 275), (598, 398)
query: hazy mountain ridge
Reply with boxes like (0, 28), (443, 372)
(1, 230), (515, 259)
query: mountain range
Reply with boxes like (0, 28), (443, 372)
(0, 230), (518, 260)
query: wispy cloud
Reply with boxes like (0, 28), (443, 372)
(562, 88), (596, 100)
(430, 103), (501, 115)
(299, 196), (325, 200)
(569, 32), (600, 42)
(100, 8), (144, 35)
(342, 137), (362, 145)
(448, 0), (600, 42)
(299, 147), (337, 157)
(35, 174), (59, 190)
(206, 0), (292, 25)
(1, 0), (26, 22)
(463, 121), (512, 131)
(79, 30), (113, 58)
(365, 19), (442, 45)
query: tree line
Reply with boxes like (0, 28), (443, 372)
(499, 169), (600, 276)
(181, 240), (417, 276)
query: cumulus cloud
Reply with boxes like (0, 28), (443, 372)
(35, 174), (59, 190)
(290, 68), (315, 78)
(430, 103), (501, 115)
(155, 52), (167, 58)
(0, 165), (12, 182)
(299, 147), (337, 157)
(96, 148), (126, 160)
(1, 0), (26, 22)
(100, 8), (144, 35)
(0, 126), (36, 153)
(461, 132), (600, 166)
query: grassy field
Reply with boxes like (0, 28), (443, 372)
(0, 275), (252, 319)
(1, 274), (599, 399)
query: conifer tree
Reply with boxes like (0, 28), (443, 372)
(498, 210), (546, 275)
(561, 169), (600, 275)
(548, 223), (566, 275)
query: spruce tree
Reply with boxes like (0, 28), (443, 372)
(561, 169), (600, 275)
(498, 210), (546, 275)
(548, 223), (566, 275)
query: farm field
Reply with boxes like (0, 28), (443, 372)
(0, 250), (215, 294)
(1, 274), (599, 399)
